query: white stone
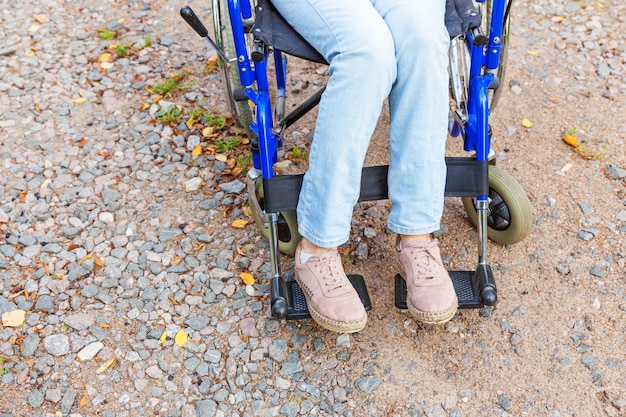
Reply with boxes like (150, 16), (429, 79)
(77, 341), (104, 362)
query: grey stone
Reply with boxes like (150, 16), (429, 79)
(61, 388), (77, 415)
(43, 334), (70, 356)
(354, 376), (381, 393)
(34, 294), (55, 313)
(186, 316), (210, 331)
(279, 402), (300, 417)
(158, 227), (183, 242)
(64, 313), (96, 330)
(22, 334), (40, 357)
(27, 388), (44, 408)
(195, 399), (217, 417)
(219, 179), (246, 194)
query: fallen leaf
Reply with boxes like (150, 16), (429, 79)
(191, 145), (203, 156)
(93, 255), (104, 267)
(560, 163), (573, 172)
(562, 135), (579, 148)
(521, 118), (533, 128)
(526, 50), (538, 55)
(33, 14), (45, 23)
(100, 62), (113, 70)
(174, 329), (188, 347)
(186, 117), (195, 130)
(158, 330), (167, 345)
(98, 52), (112, 62)
(239, 272), (255, 285)
(236, 246), (245, 256)
(171, 256), (184, 266)
(96, 357), (117, 374)
(140, 102), (150, 111)
(215, 154), (227, 162)
(193, 243), (205, 251)
(28, 24), (41, 33)
(231, 219), (248, 228)
(79, 395), (89, 407)
(8, 290), (24, 299)
(77, 253), (93, 265)
(2, 309), (26, 327)
(73, 97), (87, 104)
(202, 126), (215, 137)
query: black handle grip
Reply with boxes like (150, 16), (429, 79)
(180, 6), (208, 38)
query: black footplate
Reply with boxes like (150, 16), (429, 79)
(272, 275), (372, 320)
(394, 266), (497, 310)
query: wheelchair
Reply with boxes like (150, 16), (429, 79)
(181, 0), (532, 320)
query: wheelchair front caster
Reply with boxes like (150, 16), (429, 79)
(462, 165), (533, 245)
(248, 175), (302, 257)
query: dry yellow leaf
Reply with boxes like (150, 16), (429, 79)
(193, 243), (206, 251)
(73, 97), (87, 104)
(191, 145), (203, 156)
(231, 219), (248, 228)
(236, 246), (245, 256)
(8, 290), (24, 299)
(158, 330), (167, 345)
(2, 309), (26, 327)
(175, 329), (188, 347)
(202, 126), (215, 137)
(521, 118), (533, 128)
(215, 154), (227, 162)
(186, 117), (195, 130)
(79, 395), (89, 407)
(78, 253), (93, 265)
(93, 255), (104, 267)
(153, 94), (164, 103)
(98, 52), (112, 62)
(171, 256), (184, 266)
(100, 62), (114, 70)
(239, 272), (255, 285)
(526, 50), (538, 55)
(96, 356), (117, 374)
(33, 14), (46, 23)
(562, 135), (579, 148)
(140, 102), (150, 111)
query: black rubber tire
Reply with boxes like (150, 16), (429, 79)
(248, 176), (301, 257)
(462, 165), (533, 245)
(212, 0), (254, 137)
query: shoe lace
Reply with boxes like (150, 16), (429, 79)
(408, 246), (440, 281)
(316, 254), (346, 292)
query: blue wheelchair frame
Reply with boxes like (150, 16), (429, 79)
(182, 0), (514, 319)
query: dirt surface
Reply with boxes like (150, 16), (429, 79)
(277, 2), (626, 414)
(0, 0), (625, 416)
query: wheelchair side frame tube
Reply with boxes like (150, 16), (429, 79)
(228, 0), (254, 86)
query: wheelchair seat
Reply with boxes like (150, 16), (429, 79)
(253, 0), (482, 64)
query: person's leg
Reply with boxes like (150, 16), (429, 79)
(271, 0), (397, 249)
(371, 0), (458, 324)
(371, 0), (450, 237)
(270, 0), (397, 332)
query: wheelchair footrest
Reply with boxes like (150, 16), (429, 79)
(394, 270), (487, 310)
(282, 274), (372, 320)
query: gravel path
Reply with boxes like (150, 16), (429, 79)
(1, 0), (625, 416)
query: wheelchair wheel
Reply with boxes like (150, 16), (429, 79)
(449, 0), (511, 113)
(462, 165), (532, 245)
(212, 0), (254, 137)
(248, 176), (301, 257)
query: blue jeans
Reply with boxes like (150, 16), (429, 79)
(271, 0), (450, 248)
